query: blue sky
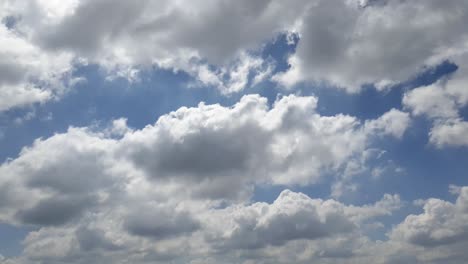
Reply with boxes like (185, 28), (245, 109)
(1, 1), (468, 263)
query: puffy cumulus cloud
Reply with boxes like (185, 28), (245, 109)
(205, 190), (356, 250)
(202, 190), (401, 251)
(429, 119), (468, 147)
(236, 186), (468, 264)
(0, 127), (120, 225)
(275, 0), (468, 92)
(0, 94), (409, 208)
(391, 187), (468, 247)
(121, 94), (409, 191)
(0, 94), (412, 263)
(403, 62), (468, 148)
(403, 83), (459, 120)
(364, 109), (411, 139)
(0, 19), (74, 111)
(380, 186), (468, 264)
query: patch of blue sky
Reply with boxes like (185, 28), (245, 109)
(0, 224), (34, 257)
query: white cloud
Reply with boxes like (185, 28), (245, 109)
(403, 82), (459, 119)
(275, 0), (468, 92)
(364, 109), (411, 139)
(187, 52), (275, 94)
(387, 187), (468, 264)
(403, 61), (468, 148)
(3, 0), (468, 109)
(0, 23), (74, 111)
(429, 119), (468, 148)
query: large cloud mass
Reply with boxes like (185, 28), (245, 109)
(3, 0), (468, 109)
(0, 94), (414, 263)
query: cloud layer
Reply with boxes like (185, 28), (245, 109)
(4, 0), (468, 109)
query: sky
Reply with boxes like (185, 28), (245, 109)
(0, 0), (468, 263)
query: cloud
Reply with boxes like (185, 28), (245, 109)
(3, 189), (403, 264)
(15, 196), (94, 226)
(403, 61), (468, 148)
(3, 185), (468, 263)
(205, 190), (356, 250)
(429, 119), (468, 147)
(0, 94), (408, 218)
(391, 188), (468, 247)
(364, 109), (411, 139)
(203, 190), (402, 252)
(3, 0), (468, 109)
(121, 94), (408, 192)
(275, 0), (468, 92)
(384, 187), (468, 264)
(1, 0), (304, 97)
(124, 206), (200, 239)
(403, 83), (459, 119)
(0, 23), (74, 111)
(0, 127), (126, 226)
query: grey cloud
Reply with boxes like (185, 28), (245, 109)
(75, 226), (121, 251)
(124, 208), (200, 239)
(16, 196), (94, 226)
(38, 0), (147, 55)
(25, 152), (111, 195)
(0, 127), (119, 225)
(131, 122), (269, 180)
(207, 190), (356, 250)
(31, 0), (299, 64)
(0, 62), (25, 85)
(7, 187), (468, 264)
(1, 15), (18, 29)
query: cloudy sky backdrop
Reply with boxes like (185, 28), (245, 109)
(1, 0), (468, 263)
